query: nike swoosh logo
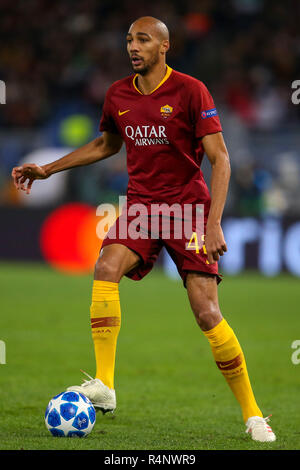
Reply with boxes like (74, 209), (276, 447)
(216, 353), (243, 371)
(218, 361), (235, 369)
(118, 109), (130, 116)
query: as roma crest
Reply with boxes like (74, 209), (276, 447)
(160, 104), (173, 119)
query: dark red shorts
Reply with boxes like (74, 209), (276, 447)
(101, 209), (221, 286)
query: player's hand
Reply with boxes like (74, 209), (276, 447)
(205, 222), (227, 264)
(11, 163), (48, 195)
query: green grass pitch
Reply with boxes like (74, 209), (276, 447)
(0, 262), (299, 450)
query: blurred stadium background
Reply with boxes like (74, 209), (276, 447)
(1, 0), (300, 277)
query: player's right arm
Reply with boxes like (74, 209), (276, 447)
(11, 131), (123, 194)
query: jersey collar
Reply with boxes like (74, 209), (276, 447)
(133, 65), (173, 95)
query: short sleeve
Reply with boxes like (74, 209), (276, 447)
(190, 81), (222, 139)
(99, 88), (120, 135)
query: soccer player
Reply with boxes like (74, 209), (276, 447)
(12, 16), (275, 442)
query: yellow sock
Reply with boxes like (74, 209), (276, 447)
(90, 280), (121, 389)
(203, 318), (262, 422)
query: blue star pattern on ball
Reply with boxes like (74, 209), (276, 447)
(60, 403), (78, 421)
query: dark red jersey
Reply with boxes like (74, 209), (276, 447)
(99, 65), (222, 210)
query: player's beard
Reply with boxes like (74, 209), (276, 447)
(132, 50), (160, 76)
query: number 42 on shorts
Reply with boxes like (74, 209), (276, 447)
(186, 232), (209, 264)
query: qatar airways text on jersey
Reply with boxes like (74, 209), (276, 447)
(125, 125), (169, 146)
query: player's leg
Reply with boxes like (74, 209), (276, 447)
(68, 205), (163, 412)
(186, 272), (275, 441)
(68, 243), (140, 412)
(186, 271), (262, 421)
(91, 244), (140, 390)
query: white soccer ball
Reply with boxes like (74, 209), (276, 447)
(45, 391), (96, 437)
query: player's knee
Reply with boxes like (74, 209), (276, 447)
(94, 257), (120, 283)
(194, 308), (222, 331)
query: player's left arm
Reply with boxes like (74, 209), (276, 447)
(202, 131), (231, 264)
